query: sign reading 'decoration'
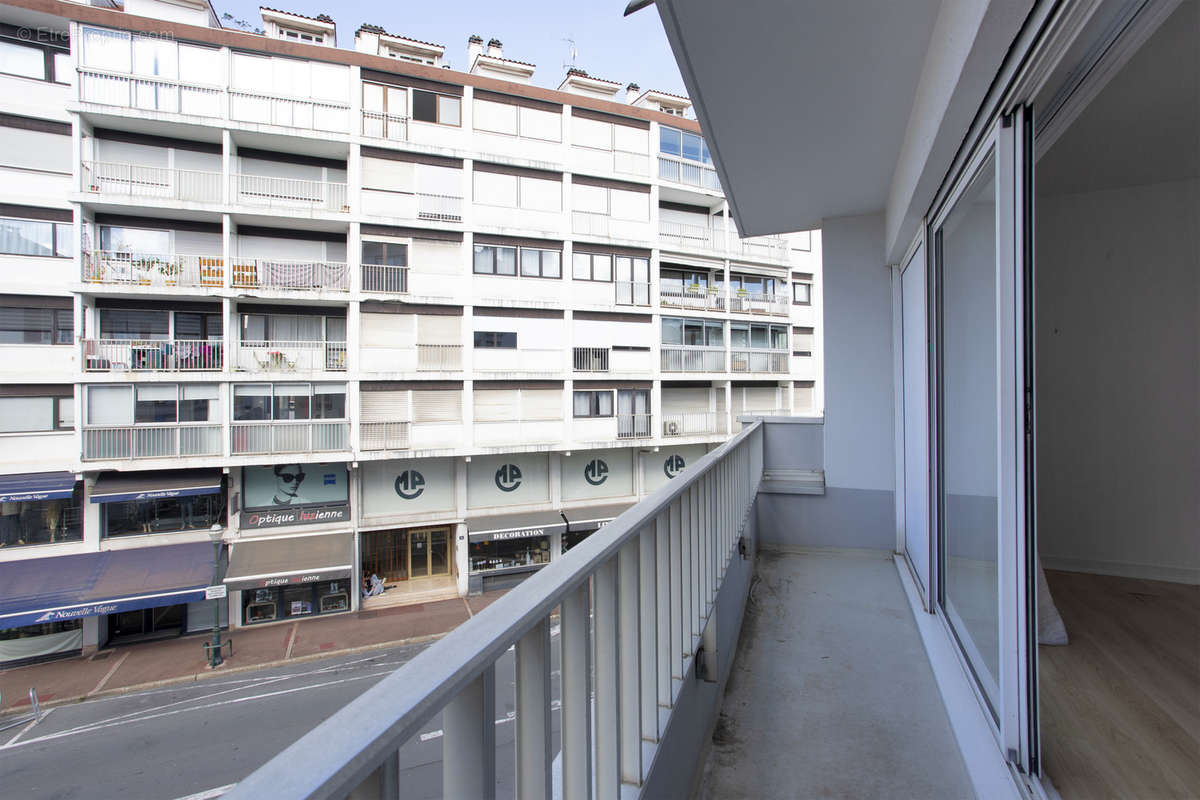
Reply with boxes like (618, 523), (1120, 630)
(242, 464), (350, 528)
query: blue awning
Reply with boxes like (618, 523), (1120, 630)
(90, 470), (223, 504)
(0, 542), (215, 629)
(0, 471), (77, 503)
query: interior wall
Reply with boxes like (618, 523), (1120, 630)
(1036, 178), (1200, 582)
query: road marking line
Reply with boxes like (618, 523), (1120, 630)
(168, 783), (236, 800)
(4, 707), (51, 747)
(284, 622), (299, 660)
(87, 652), (129, 697)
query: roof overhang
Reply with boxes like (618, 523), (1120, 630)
(650, 0), (1032, 258)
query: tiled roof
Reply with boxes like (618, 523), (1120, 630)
(476, 53), (536, 69)
(564, 69), (621, 86)
(259, 7), (336, 26)
(640, 87), (691, 103)
(357, 24), (444, 51)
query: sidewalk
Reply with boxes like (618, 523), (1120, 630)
(0, 590), (507, 714)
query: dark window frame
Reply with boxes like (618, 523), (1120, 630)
(572, 390), (614, 418)
(411, 88), (462, 127)
(473, 331), (517, 349)
(0, 306), (73, 345)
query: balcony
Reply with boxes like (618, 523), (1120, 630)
(231, 259), (350, 292)
(572, 347), (609, 372)
(82, 423), (222, 461)
(234, 341), (347, 373)
(231, 421), (349, 455)
(662, 410), (727, 438)
(361, 264), (409, 294)
(82, 160), (221, 204)
(616, 413), (653, 439)
(731, 349), (789, 374)
(657, 153), (721, 192)
(77, 68), (223, 117)
(361, 110), (408, 141)
(736, 235), (789, 262)
(417, 345), (463, 372)
(659, 220), (719, 253)
(661, 345), (724, 373)
(82, 338), (223, 372)
(416, 192), (464, 223)
(231, 173), (349, 214)
(660, 285), (725, 312)
(83, 250), (225, 289)
(360, 421), (411, 451)
(729, 292), (790, 316)
(229, 90), (349, 133)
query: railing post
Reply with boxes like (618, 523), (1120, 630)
(638, 526), (659, 743)
(442, 665), (496, 800)
(593, 558), (620, 799)
(561, 578), (592, 800)
(347, 754), (398, 800)
(515, 618), (552, 800)
(654, 512), (672, 712)
(618, 539), (642, 786)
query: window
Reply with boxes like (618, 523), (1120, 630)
(362, 241), (408, 267)
(0, 394), (73, 432)
(412, 89), (461, 126)
(660, 126), (681, 157)
(86, 384), (215, 426)
(473, 170), (560, 211)
(0, 39), (47, 80)
(573, 252), (613, 282)
(793, 327), (814, 356)
(180, 384), (216, 422)
(0, 217), (72, 257)
(233, 383), (345, 422)
(99, 309), (169, 341)
(312, 384), (346, 419)
(474, 331), (516, 349)
(233, 384), (270, 421)
(520, 248), (561, 278)
(134, 385), (177, 423)
(473, 245), (517, 275)
(0, 482), (82, 547)
(105, 493), (225, 538)
(0, 306), (72, 344)
(362, 82), (407, 116)
(729, 273), (777, 296)
(573, 390), (613, 418)
(731, 323), (788, 350)
(793, 281), (812, 305)
(174, 313), (222, 340)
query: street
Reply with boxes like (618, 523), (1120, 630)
(0, 632), (562, 800)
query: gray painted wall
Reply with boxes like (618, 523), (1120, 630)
(757, 489), (894, 552)
(1036, 178), (1200, 582)
(761, 419), (824, 471)
(820, 214), (897, 495)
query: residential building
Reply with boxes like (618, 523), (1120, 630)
(225, 0), (1199, 799)
(0, 0), (822, 664)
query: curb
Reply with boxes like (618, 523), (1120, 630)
(0, 631), (447, 718)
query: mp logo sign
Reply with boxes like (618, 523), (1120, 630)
(495, 463), (523, 492)
(394, 470), (425, 500)
(583, 458), (609, 486)
(664, 454), (686, 479)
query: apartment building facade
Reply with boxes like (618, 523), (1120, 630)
(0, 0), (821, 664)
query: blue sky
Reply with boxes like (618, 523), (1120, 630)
(215, 0), (687, 97)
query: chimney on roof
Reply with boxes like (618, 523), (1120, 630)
(487, 38), (503, 58)
(315, 14), (333, 23)
(626, 82), (640, 104)
(468, 34), (483, 66)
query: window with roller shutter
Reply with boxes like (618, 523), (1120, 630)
(413, 390), (461, 423)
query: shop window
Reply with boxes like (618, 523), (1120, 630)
(0, 483), (82, 547)
(104, 492), (225, 537)
(242, 581), (350, 625)
(470, 537), (551, 572)
(562, 529), (595, 553)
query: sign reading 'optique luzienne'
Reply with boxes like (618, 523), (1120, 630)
(243, 505), (350, 529)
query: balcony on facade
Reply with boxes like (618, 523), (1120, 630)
(80, 303), (224, 374)
(81, 383), (222, 462)
(83, 250), (226, 290)
(231, 383), (349, 456)
(661, 410), (727, 438)
(657, 152), (720, 192)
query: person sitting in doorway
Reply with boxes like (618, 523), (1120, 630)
(362, 573), (385, 598)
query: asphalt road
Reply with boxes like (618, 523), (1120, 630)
(0, 633), (563, 800)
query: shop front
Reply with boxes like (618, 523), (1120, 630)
(0, 541), (215, 664)
(0, 471), (83, 548)
(90, 469), (226, 538)
(224, 532), (354, 625)
(467, 511), (566, 593)
(560, 503), (635, 554)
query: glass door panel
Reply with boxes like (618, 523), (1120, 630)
(902, 240), (931, 602)
(409, 530), (429, 578)
(428, 528), (449, 576)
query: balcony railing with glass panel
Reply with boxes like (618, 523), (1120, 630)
(361, 263), (409, 294)
(659, 285), (725, 312)
(730, 349), (789, 373)
(729, 292), (790, 316)
(82, 338), (224, 372)
(657, 153), (721, 191)
(77, 69), (224, 116)
(82, 160), (222, 204)
(661, 346), (725, 373)
(231, 259), (350, 292)
(662, 411), (727, 437)
(82, 423), (222, 461)
(360, 421), (411, 451)
(235, 341), (347, 373)
(230, 421), (349, 455)
(82, 250), (225, 288)
(229, 90), (350, 133)
(659, 220), (719, 253)
(416, 344), (463, 372)
(231, 173), (349, 214)
(361, 110), (409, 141)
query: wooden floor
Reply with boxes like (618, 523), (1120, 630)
(1039, 570), (1200, 800)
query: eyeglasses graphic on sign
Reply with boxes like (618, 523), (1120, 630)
(273, 464), (308, 505)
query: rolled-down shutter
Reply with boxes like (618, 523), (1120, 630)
(417, 314), (459, 345)
(361, 313), (413, 347)
(744, 386), (778, 412)
(520, 389), (562, 421)
(413, 389), (461, 422)
(473, 389), (517, 422)
(794, 381), (815, 413)
(731, 389), (745, 417)
(793, 327), (815, 353)
(662, 387), (708, 413)
(361, 390), (409, 422)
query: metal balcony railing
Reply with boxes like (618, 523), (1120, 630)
(235, 341), (347, 372)
(416, 193), (464, 223)
(659, 285), (725, 312)
(416, 344), (463, 372)
(615, 280), (651, 307)
(231, 259), (350, 292)
(77, 68), (223, 116)
(616, 413), (653, 439)
(736, 235), (789, 262)
(659, 220), (718, 251)
(82, 250), (225, 288)
(229, 90), (350, 133)
(730, 350), (790, 373)
(361, 264), (409, 294)
(82, 424), (222, 461)
(230, 421), (349, 455)
(361, 110), (409, 141)
(729, 292), (790, 316)
(223, 420), (764, 800)
(573, 347), (610, 372)
(360, 421), (411, 451)
(661, 346), (725, 373)
(657, 154), (721, 192)
(662, 411), (726, 437)
(231, 173), (349, 213)
(82, 160), (222, 203)
(82, 338), (224, 372)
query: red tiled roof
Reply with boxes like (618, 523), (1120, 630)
(259, 6), (336, 26)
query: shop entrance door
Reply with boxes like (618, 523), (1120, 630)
(408, 527), (450, 579)
(362, 530), (409, 583)
(108, 603), (186, 642)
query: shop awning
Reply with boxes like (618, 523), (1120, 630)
(468, 511), (568, 543)
(0, 471), (77, 503)
(90, 470), (223, 504)
(224, 532), (353, 591)
(0, 542), (214, 629)
(563, 503), (636, 531)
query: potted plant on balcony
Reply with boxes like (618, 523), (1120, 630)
(157, 257), (182, 286)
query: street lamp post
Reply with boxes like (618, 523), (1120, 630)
(208, 524), (224, 668)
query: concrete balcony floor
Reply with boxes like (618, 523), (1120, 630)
(698, 549), (974, 799)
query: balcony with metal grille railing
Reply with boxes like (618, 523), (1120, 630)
(82, 338), (224, 373)
(230, 421), (350, 455)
